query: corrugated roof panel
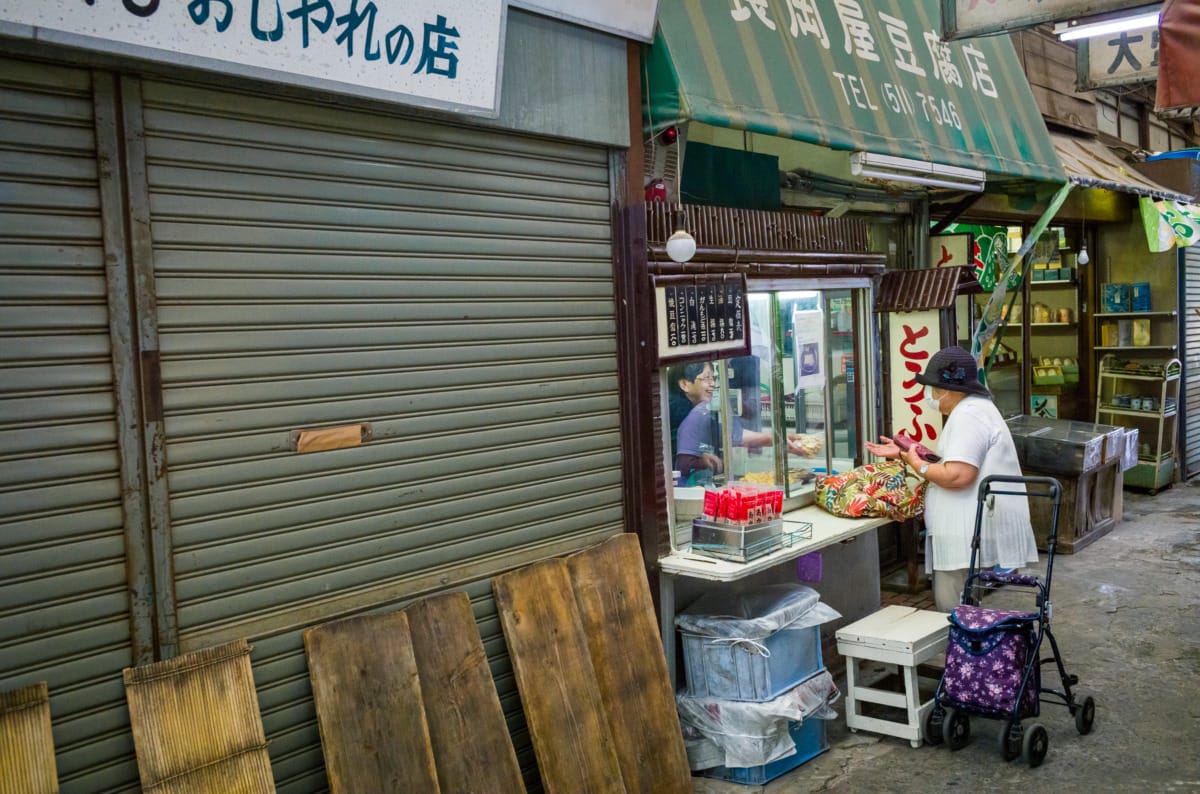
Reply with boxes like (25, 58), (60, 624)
(874, 266), (978, 312)
(1051, 132), (1192, 202)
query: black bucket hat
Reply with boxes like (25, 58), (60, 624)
(915, 346), (991, 397)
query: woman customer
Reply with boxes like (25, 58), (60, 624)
(865, 345), (1039, 612)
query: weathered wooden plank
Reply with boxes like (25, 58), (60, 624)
(304, 612), (440, 794)
(493, 559), (625, 794)
(123, 639), (275, 794)
(566, 534), (692, 793)
(405, 591), (526, 794)
(0, 681), (58, 794)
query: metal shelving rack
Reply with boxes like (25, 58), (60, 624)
(1095, 355), (1181, 492)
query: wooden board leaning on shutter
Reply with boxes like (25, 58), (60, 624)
(493, 556), (625, 793)
(494, 532), (691, 794)
(405, 591), (526, 794)
(303, 611), (440, 793)
(566, 533), (692, 792)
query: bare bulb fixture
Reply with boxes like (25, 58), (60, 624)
(1077, 242), (1089, 266)
(666, 208), (696, 263)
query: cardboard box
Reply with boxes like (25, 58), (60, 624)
(1059, 266), (1075, 282)
(1044, 268), (1062, 281)
(1132, 318), (1151, 346)
(1103, 282), (1131, 313)
(1032, 269), (1047, 281)
(1131, 282), (1151, 311)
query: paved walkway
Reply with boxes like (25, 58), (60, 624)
(694, 478), (1200, 793)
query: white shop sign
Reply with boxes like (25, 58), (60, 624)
(0, 0), (505, 115)
(1078, 27), (1158, 89)
(512, 0), (658, 42)
(943, 0), (1151, 40)
(886, 310), (943, 445)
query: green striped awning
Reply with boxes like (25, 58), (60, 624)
(645, 0), (1065, 182)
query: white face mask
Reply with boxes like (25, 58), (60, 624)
(924, 384), (941, 410)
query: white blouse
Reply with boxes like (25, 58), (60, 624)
(923, 396), (1040, 572)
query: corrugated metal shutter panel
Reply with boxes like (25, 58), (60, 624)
(0, 59), (140, 792)
(137, 80), (619, 790)
(1184, 245), (1200, 479)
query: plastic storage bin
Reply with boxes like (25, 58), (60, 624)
(698, 718), (829, 784)
(681, 624), (823, 701)
(675, 584), (838, 702)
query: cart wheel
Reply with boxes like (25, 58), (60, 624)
(944, 707), (970, 751)
(1022, 723), (1048, 768)
(996, 720), (1022, 762)
(1073, 692), (1096, 735)
(924, 704), (945, 746)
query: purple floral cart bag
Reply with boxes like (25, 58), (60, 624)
(942, 605), (1040, 719)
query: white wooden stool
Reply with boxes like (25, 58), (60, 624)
(835, 605), (949, 748)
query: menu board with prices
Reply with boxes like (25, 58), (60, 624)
(653, 274), (750, 364)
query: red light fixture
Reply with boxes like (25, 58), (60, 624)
(659, 126), (679, 145)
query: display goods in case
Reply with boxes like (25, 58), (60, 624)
(1095, 355), (1181, 492)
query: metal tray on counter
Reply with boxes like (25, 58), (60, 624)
(690, 518), (813, 563)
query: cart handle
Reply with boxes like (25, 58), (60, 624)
(976, 474), (1061, 504)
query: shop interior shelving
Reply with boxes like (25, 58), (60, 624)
(1028, 274), (1083, 419)
(1093, 309), (1179, 354)
(1095, 355), (1181, 492)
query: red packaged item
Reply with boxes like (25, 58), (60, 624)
(717, 488), (734, 523)
(702, 489), (719, 519)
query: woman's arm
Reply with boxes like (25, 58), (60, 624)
(902, 446), (978, 489)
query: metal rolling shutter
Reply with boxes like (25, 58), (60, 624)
(0, 60), (141, 792)
(137, 79), (620, 789)
(1184, 245), (1200, 479)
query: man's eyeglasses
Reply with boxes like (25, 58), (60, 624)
(693, 374), (716, 384)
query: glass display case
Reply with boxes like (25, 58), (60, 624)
(662, 283), (875, 548)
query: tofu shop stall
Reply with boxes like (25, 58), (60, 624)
(630, 1), (1071, 766)
(926, 139), (1195, 550)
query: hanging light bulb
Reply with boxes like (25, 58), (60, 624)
(1076, 241), (1090, 266)
(665, 207), (696, 263)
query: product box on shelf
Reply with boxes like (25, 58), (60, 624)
(1131, 282), (1151, 312)
(1118, 319), (1133, 347)
(1132, 318), (1151, 346)
(1102, 282), (1131, 313)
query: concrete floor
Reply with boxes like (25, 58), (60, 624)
(693, 478), (1200, 793)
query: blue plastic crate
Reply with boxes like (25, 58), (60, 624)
(699, 718), (829, 785)
(681, 624), (823, 701)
